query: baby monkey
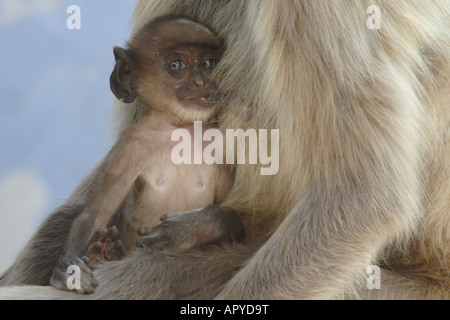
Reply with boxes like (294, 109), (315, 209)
(50, 16), (244, 294)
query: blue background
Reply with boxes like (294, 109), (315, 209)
(0, 0), (136, 273)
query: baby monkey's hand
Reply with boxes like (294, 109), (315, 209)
(136, 205), (245, 252)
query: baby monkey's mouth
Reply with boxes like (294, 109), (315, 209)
(182, 91), (229, 108)
(189, 96), (210, 104)
(184, 94), (215, 107)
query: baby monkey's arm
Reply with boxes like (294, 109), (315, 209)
(50, 128), (151, 294)
(137, 205), (245, 252)
(66, 128), (151, 257)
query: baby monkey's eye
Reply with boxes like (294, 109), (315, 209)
(203, 58), (217, 70)
(169, 60), (186, 72)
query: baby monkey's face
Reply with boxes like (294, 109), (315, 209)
(133, 41), (224, 124)
(110, 17), (225, 124)
(156, 44), (222, 111)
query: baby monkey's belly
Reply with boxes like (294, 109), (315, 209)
(119, 162), (218, 248)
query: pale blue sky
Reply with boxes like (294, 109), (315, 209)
(0, 0), (136, 273)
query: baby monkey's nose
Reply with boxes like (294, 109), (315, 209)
(192, 72), (205, 87)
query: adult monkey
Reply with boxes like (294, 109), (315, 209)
(0, 0), (449, 299)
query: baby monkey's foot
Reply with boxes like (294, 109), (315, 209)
(84, 226), (126, 268)
(50, 255), (97, 294)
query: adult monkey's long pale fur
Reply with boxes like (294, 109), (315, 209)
(0, 0), (449, 299)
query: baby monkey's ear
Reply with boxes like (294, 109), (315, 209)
(110, 46), (137, 103)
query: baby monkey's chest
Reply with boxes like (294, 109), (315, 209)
(136, 130), (221, 201)
(141, 160), (217, 196)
